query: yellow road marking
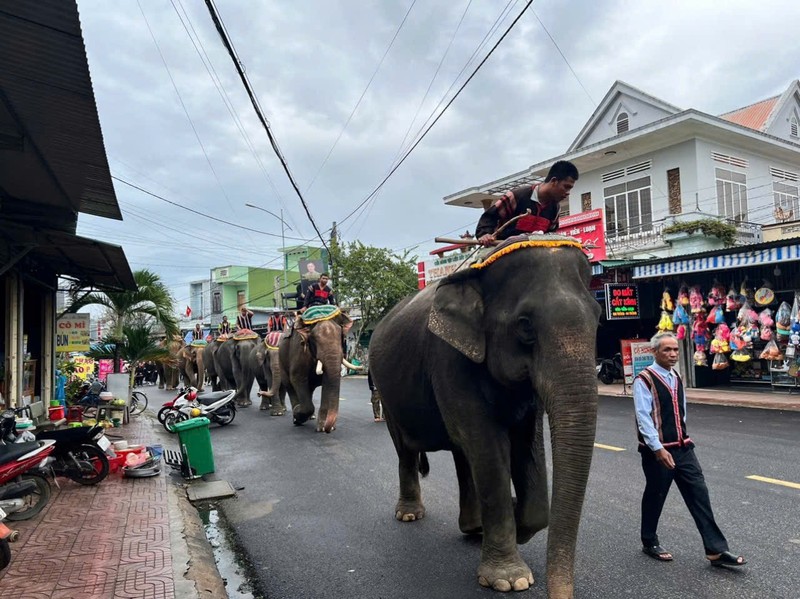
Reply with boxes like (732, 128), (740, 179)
(594, 443), (626, 452)
(746, 475), (800, 490)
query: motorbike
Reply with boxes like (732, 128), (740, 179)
(162, 387), (236, 433)
(597, 352), (624, 385)
(157, 386), (188, 424)
(2, 408), (111, 486)
(0, 411), (55, 521)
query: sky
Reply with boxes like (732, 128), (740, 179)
(74, 0), (800, 306)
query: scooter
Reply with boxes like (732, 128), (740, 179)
(597, 352), (624, 385)
(162, 387), (236, 433)
(157, 386), (188, 424)
(0, 412), (55, 521)
(3, 407), (112, 486)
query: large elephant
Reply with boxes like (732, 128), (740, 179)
(369, 236), (601, 598)
(279, 311), (354, 433)
(179, 343), (206, 391)
(204, 339), (226, 391)
(249, 333), (286, 416)
(214, 337), (259, 407)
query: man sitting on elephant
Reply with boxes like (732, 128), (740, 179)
(303, 273), (336, 310)
(476, 160), (579, 246)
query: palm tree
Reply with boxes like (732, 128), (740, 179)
(69, 269), (179, 372)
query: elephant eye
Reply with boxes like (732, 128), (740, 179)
(516, 316), (536, 345)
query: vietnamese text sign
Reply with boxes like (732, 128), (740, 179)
(556, 209), (607, 262)
(71, 356), (95, 380)
(605, 283), (640, 320)
(417, 253), (465, 289)
(631, 341), (655, 380)
(56, 313), (91, 352)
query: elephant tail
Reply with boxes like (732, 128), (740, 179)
(418, 452), (430, 478)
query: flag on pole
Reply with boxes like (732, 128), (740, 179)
(185, 306), (192, 317)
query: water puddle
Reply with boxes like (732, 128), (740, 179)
(199, 507), (263, 598)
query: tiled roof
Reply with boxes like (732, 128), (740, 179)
(719, 96), (779, 131)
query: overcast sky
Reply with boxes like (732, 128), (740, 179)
(75, 0), (800, 305)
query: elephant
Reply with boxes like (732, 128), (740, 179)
(369, 236), (601, 598)
(204, 338), (226, 391)
(214, 336), (259, 407)
(249, 333), (286, 415)
(156, 336), (183, 389)
(278, 310), (357, 433)
(179, 343), (206, 391)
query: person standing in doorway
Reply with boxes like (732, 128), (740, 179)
(634, 331), (746, 568)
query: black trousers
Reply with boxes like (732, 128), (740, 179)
(640, 446), (729, 554)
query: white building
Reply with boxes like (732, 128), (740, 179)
(446, 80), (800, 260)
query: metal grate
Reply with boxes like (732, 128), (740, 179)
(602, 168), (625, 183)
(626, 160), (651, 175)
(770, 167), (799, 182)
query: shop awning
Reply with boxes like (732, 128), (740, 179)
(632, 242), (800, 279)
(2, 220), (136, 291)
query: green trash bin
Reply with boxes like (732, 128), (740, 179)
(173, 417), (215, 477)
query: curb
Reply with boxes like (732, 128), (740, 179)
(599, 393), (800, 412)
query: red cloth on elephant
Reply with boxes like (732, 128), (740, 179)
(266, 331), (282, 349)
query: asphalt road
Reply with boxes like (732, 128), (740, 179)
(156, 379), (800, 599)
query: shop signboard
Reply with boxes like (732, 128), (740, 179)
(620, 338), (653, 384)
(98, 359), (114, 382)
(605, 283), (640, 320)
(71, 356), (95, 380)
(56, 313), (90, 352)
(416, 253), (465, 289)
(556, 209), (607, 262)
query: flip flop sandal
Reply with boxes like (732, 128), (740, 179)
(708, 551), (747, 568)
(642, 545), (673, 561)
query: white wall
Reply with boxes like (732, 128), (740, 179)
(578, 93), (677, 149)
(764, 88), (800, 143)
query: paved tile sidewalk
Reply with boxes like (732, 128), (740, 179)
(0, 415), (178, 599)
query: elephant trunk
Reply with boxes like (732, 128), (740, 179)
(542, 366), (598, 599)
(320, 355), (342, 433)
(196, 352), (205, 391)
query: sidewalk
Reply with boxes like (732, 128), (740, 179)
(599, 382), (800, 411)
(0, 411), (224, 599)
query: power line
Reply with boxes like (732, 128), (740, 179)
(335, 0), (537, 230)
(202, 0), (331, 260)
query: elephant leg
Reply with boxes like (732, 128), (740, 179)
(387, 420), (426, 522)
(269, 388), (286, 416)
(453, 449), (481, 535)
(511, 407), (549, 544)
(371, 390), (385, 422)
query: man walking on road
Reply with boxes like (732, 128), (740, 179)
(634, 331), (747, 568)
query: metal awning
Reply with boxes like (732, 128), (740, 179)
(2, 220), (136, 291)
(0, 1), (121, 220)
(632, 243), (800, 279)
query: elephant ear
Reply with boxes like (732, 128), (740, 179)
(335, 312), (354, 335)
(428, 270), (485, 363)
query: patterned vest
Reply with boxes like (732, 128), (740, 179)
(635, 366), (693, 450)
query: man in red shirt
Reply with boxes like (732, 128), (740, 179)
(303, 273), (336, 310)
(476, 160), (579, 246)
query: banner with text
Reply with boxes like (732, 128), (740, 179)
(556, 209), (607, 262)
(56, 313), (91, 352)
(605, 283), (640, 320)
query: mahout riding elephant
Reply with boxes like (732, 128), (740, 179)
(214, 336), (259, 407)
(204, 338), (226, 391)
(179, 343), (206, 391)
(249, 332), (286, 415)
(279, 308), (361, 433)
(369, 236), (601, 598)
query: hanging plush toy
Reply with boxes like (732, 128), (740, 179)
(672, 304), (690, 325)
(759, 308), (774, 328)
(676, 324), (687, 340)
(694, 349), (708, 366)
(661, 288), (674, 312)
(776, 301), (792, 341)
(692, 317), (710, 350)
(712, 353), (729, 370)
(689, 286), (704, 314)
(760, 326), (773, 342)
(657, 310), (674, 332)
(710, 324), (731, 354)
(678, 285), (690, 307)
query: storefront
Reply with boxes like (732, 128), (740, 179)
(1, 1), (135, 414)
(630, 240), (800, 389)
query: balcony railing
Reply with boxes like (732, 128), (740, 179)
(605, 217), (762, 257)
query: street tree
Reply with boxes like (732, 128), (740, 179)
(331, 241), (417, 358)
(89, 323), (170, 387)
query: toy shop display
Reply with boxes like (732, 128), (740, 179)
(654, 280), (800, 387)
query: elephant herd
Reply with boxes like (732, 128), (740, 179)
(156, 309), (359, 432)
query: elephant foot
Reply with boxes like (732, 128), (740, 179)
(315, 422), (335, 433)
(292, 405), (312, 425)
(394, 499), (426, 522)
(458, 510), (482, 536)
(270, 409), (286, 417)
(259, 399), (269, 411)
(477, 558), (534, 593)
(158, 385), (165, 390)
(235, 400), (251, 408)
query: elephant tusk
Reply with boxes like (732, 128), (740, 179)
(342, 358), (365, 371)
(316, 360), (324, 375)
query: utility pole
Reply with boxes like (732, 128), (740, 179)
(281, 208), (287, 309)
(330, 221), (337, 288)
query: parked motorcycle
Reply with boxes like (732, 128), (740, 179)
(157, 386), (188, 424)
(0, 412), (55, 521)
(2, 408), (111, 486)
(597, 352), (624, 385)
(162, 387), (236, 433)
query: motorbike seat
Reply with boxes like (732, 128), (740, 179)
(0, 441), (42, 465)
(195, 391), (232, 405)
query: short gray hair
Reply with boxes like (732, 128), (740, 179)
(651, 331), (677, 351)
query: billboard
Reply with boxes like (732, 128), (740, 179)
(416, 252), (466, 289)
(56, 313), (91, 352)
(556, 209), (606, 262)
